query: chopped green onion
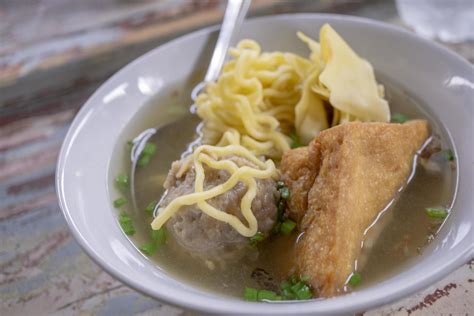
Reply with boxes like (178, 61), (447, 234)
(113, 197), (127, 208)
(244, 287), (258, 301)
(440, 149), (454, 161)
(281, 281), (296, 299)
(290, 281), (304, 293)
(425, 207), (448, 219)
(281, 275), (313, 300)
(348, 272), (362, 286)
(282, 289), (295, 300)
(280, 219), (296, 235)
(245, 275), (313, 302)
(142, 143), (157, 156)
(277, 200), (285, 216)
(280, 281), (296, 300)
(135, 142), (157, 168)
(390, 113), (408, 123)
(139, 242), (157, 256)
(274, 183), (290, 236)
(244, 287), (282, 302)
(276, 181), (285, 189)
(295, 284), (312, 300)
(300, 275), (310, 282)
(151, 227), (167, 246)
(279, 187), (290, 200)
(118, 212), (135, 235)
(115, 174), (129, 189)
(289, 275), (298, 285)
(249, 232), (264, 246)
(145, 200), (158, 216)
(291, 142), (303, 149)
(281, 281), (291, 291)
(257, 289), (282, 301)
(137, 154), (151, 168)
(290, 133), (304, 149)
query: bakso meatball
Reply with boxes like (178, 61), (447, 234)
(160, 155), (279, 263)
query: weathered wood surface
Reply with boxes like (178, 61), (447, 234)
(1, 0), (472, 315)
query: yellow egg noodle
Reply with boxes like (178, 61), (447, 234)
(151, 130), (278, 237)
(151, 24), (389, 237)
(195, 39), (308, 159)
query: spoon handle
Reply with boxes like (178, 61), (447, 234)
(130, 1), (250, 213)
(204, 0), (251, 83)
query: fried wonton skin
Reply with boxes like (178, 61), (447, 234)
(281, 120), (429, 297)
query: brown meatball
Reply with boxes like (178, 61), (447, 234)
(160, 156), (279, 262)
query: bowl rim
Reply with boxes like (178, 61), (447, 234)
(56, 13), (474, 315)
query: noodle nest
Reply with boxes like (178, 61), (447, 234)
(151, 24), (389, 237)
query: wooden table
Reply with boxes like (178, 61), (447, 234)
(1, 0), (472, 314)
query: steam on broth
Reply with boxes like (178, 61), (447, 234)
(110, 24), (455, 301)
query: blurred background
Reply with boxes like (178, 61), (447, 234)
(0, 0), (473, 315)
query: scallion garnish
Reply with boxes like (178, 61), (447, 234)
(118, 212), (135, 235)
(145, 200), (158, 216)
(139, 242), (157, 256)
(280, 219), (296, 235)
(277, 200), (285, 216)
(276, 180), (285, 189)
(136, 142), (157, 168)
(390, 113), (408, 124)
(249, 232), (264, 246)
(244, 275), (313, 302)
(115, 174), (129, 189)
(295, 284), (312, 300)
(440, 149), (454, 161)
(257, 289), (282, 301)
(142, 143), (157, 156)
(137, 154), (151, 168)
(425, 207), (448, 219)
(300, 275), (310, 282)
(281, 281), (295, 299)
(282, 275), (313, 300)
(113, 197), (127, 208)
(151, 227), (167, 246)
(273, 200), (285, 233)
(290, 133), (303, 149)
(290, 281), (304, 293)
(244, 287), (282, 302)
(244, 288), (282, 301)
(348, 272), (362, 286)
(274, 181), (296, 236)
(244, 287), (258, 301)
(139, 227), (167, 256)
(279, 187), (290, 200)
(289, 275), (298, 285)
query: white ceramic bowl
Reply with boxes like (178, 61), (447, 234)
(57, 14), (474, 315)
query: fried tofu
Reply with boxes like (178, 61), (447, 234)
(281, 120), (429, 297)
(280, 145), (320, 223)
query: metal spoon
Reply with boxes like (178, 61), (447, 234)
(129, 0), (251, 212)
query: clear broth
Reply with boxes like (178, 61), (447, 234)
(111, 77), (456, 298)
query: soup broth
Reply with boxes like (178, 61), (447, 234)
(110, 77), (456, 298)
